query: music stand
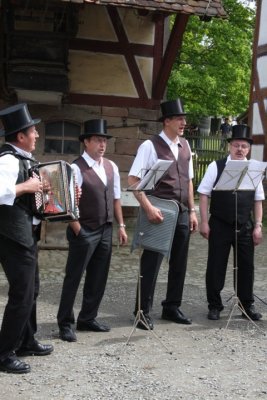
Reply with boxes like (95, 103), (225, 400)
(125, 161), (176, 352)
(213, 159), (267, 331)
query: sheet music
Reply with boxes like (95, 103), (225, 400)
(130, 159), (173, 191)
(214, 159), (267, 191)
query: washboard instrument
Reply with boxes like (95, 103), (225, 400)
(30, 160), (79, 222)
(131, 195), (179, 261)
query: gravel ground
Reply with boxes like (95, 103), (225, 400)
(0, 230), (267, 400)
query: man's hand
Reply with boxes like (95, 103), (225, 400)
(189, 212), (198, 233)
(253, 226), (263, 246)
(118, 227), (128, 245)
(69, 220), (82, 236)
(200, 221), (210, 239)
(146, 204), (164, 224)
(16, 177), (43, 196)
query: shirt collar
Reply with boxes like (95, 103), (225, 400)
(82, 151), (103, 167)
(160, 131), (181, 146)
(227, 155), (247, 162)
(7, 143), (33, 159)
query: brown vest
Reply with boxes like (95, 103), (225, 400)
(74, 156), (114, 229)
(150, 135), (190, 208)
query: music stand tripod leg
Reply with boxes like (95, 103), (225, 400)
(225, 295), (240, 330)
(225, 192), (265, 335)
(253, 293), (267, 306)
(125, 232), (171, 353)
(225, 298), (265, 334)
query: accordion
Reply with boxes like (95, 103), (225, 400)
(30, 160), (80, 222)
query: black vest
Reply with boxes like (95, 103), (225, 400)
(209, 158), (255, 225)
(0, 144), (36, 247)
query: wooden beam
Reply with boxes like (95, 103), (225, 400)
(152, 13), (189, 99)
(252, 135), (265, 145)
(257, 44), (267, 57)
(152, 14), (165, 88)
(107, 6), (148, 99)
(249, 0), (267, 161)
(69, 38), (154, 57)
(67, 92), (160, 109)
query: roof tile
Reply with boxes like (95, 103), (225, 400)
(61, 0), (227, 17)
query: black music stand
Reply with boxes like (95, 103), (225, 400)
(125, 161), (176, 352)
(213, 159), (267, 332)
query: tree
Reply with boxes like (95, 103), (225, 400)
(167, 0), (256, 123)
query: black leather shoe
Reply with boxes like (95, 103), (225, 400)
(242, 305), (262, 321)
(0, 354), (31, 374)
(162, 307), (192, 325)
(76, 319), (110, 332)
(59, 326), (77, 342)
(208, 308), (220, 320)
(136, 313), (154, 330)
(16, 341), (54, 357)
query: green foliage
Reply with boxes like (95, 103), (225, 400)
(167, 0), (256, 122)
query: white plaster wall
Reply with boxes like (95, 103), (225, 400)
(251, 144), (264, 161)
(69, 51), (138, 96)
(258, 0), (267, 46)
(77, 5), (117, 41)
(252, 102), (264, 134)
(257, 56), (267, 88)
(118, 8), (154, 45)
(69, 5), (155, 98)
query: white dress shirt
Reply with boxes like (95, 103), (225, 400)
(128, 131), (194, 179)
(71, 151), (121, 200)
(197, 155), (265, 201)
(0, 143), (33, 205)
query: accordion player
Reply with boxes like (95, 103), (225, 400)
(30, 160), (80, 222)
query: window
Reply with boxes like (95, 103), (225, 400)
(45, 121), (81, 154)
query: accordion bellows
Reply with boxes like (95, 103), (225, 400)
(30, 160), (79, 222)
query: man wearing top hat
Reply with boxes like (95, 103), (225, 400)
(57, 119), (128, 342)
(0, 103), (53, 374)
(198, 124), (264, 321)
(128, 98), (198, 330)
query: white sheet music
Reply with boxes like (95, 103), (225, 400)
(131, 159), (173, 191)
(214, 159), (267, 191)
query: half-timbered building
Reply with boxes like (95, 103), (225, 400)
(0, 0), (226, 246)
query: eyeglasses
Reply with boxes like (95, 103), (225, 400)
(230, 143), (250, 150)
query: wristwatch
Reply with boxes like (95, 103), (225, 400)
(118, 224), (126, 228)
(255, 221), (262, 228)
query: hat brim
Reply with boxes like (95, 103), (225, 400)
(79, 132), (113, 142)
(158, 113), (187, 122)
(0, 118), (41, 137)
(227, 137), (253, 145)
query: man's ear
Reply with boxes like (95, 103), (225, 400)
(17, 131), (25, 143)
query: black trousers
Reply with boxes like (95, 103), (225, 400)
(135, 211), (190, 314)
(57, 223), (112, 328)
(0, 235), (39, 361)
(206, 216), (255, 311)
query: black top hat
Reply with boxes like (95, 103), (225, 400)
(227, 124), (253, 144)
(158, 98), (187, 122)
(79, 119), (112, 142)
(0, 103), (41, 137)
